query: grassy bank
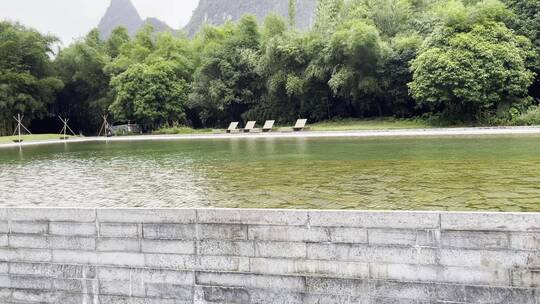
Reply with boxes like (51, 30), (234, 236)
(309, 118), (434, 131)
(153, 126), (213, 135)
(155, 118), (436, 134)
(0, 134), (76, 144)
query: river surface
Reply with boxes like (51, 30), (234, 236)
(0, 135), (539, 211)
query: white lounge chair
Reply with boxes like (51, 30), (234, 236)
(262, 120), (275, 132)
(243, 121), (257, 133)
(293, 119), (308, 132)
(226, 122), (239, 133)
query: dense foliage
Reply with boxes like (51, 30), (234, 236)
(0, 22), (63, 135)
(0, 0), (539, 134)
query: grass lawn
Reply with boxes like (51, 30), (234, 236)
(153, 126), (213, 135)
(0, 134), (76, 144)
(156, 118), (439, 134)
(309, 118), (433, 131)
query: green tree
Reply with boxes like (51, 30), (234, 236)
(410, 1), (535, 121)
(325, 20), (387, 116)
(55, 29), (115, 133)
(109, 61), (189, 129)
(0, 22), (63, 135)
(189, 16), (263, 126)
(503, 0), (540, 98)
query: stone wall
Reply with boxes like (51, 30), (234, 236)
(0, 208), (538, 303)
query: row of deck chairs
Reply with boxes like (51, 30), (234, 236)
(226, 119), (308, 133)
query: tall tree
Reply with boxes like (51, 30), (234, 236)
(0, 22), (63, 135)
(409, 0), (535, 121)
(189, 16), (263, 127)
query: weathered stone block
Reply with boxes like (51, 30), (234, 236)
(329, 227), (368, 243)
(196, 272), (305, 292)
(0, 235), (7, 247)
(9, 262), (96, 279)
(50, 236), (95, 251)
(303, 293), (356, 304)
(98, 238), (140, 252)
(249, 289), (304, 304)
(97, 209), (196, 224)
(370, 263), (438, 282)
(441, 212), (540, 232)
(465, 286), (536, 304)
(9, 275), (52, 290)
(99, 280), (131, 296)
(98, 295), (179, 304)
(249, 225), (329, 242)
(100, 223), (139, 238)
(439, 266), (510, 285)
(49, 222), (96, 236)
(198, 224), (247, 240)
(141, 240), (195, 255)
(308, 211), (439, 229)
(306, 277), (369, 296)
(145, 283), (193, 300)
(441, 231), (509, 249)
(145, 254), (196, 269)
(512, 269), (540, 288)
(11, 289), (94, 304)
(143, 224), (196, 240)
(139, 268), (194, 285)
(198, 240), (253, 256)
(368, 229), (418, 246)
(10, 221), (47, 234)
(197, 209), (307, 226)
(52, 250), (97, 265)
(250, 258), (369, 278)
(9, 208), (95, 222)
(439, 248), (533, 268)
(0, 222), (7, 234)
(9, 234), (48, 248)
(255, 241), (306, 258)
(370, 280), (435, 300)
(201, 286), (250, 304)
(52, 278), (96, 293)
(509, 233), (540, 251)
(307, 243), (438, 265)
(197, 256), (244, 272)
(98, 252), (145, 267)
(0, 248), (51, 263)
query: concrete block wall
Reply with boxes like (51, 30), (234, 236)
(0, 208), (538, 304)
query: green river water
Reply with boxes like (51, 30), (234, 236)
(0, 135), (539, 211)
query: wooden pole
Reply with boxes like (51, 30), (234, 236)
(18, 114), (21, 143)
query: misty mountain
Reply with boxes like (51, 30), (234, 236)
(97, 0), (175, 39)
(184, 0), (318, 36)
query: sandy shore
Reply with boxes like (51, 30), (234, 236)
(1, 126), (540, 148)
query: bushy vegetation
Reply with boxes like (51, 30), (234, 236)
(1, 0), (539, 135)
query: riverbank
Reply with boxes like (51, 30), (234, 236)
(1, 126), (540, 149)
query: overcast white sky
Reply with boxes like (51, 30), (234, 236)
(0, 0), (200, 45)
